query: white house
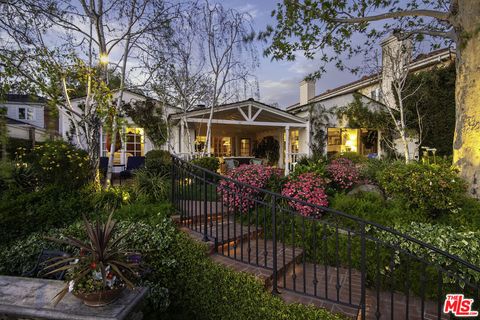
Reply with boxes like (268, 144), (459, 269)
(0, 94), (56, 143)
(59, 90), (180, 170)
(57, 37), (454, 174)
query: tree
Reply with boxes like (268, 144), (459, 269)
(0, 0), (174, 186)
(142, 1), (258, 156)
(264, 0), (480, 197)
(375, 37), (425, 163)
(201, 1), (259, 156)
(142, 2), (212, 154)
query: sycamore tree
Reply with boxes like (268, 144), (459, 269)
(264, 0), (480, 197)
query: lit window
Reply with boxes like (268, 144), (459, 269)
(240, 138), (250, 156)
(125, 127), (144, 157)
(18, 107), (34, 120)
(195, 136), (206, 153)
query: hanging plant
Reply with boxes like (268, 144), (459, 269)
(253, 136), (280, 165)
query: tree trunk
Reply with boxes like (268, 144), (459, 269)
(453, 1), (480, 198)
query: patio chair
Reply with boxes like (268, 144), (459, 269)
(99, 156), (109, 178)
(22, 249), (71, 280)
(224, 159), (239, 172)
(120, 156), (145, 183)
(249, 158), (263, 165)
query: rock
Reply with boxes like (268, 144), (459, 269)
(348, 184), (384, 198)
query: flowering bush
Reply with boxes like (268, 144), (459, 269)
(377, 162), (466, 216)
(326, 158), (360, 190)
(16, 141), (91, 189)
(281, 173), (328, 217)
(218, 164), (282, 212)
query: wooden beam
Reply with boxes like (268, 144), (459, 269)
(186, 118), (307, 128)
(237, 107), (249, 121)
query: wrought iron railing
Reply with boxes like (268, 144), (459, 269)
(171, 155), (480, 319)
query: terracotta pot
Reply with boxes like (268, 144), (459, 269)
(73, 287), (125, 307)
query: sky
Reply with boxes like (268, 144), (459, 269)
(224, 0), (360, 109)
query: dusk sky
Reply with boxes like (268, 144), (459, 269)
(224, 0), (361, 109)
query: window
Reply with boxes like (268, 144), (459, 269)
(195, 136), (206, 153)
(18, 107), (34, 120)
(125, 127), (144, 157)
(370, 88), (383, 101)
(240, 138), (250, 156)
(327, 128), (358, 154)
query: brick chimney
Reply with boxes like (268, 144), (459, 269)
(299, 80), (315, 106)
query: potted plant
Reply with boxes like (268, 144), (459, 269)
(45, 213), (140, 306)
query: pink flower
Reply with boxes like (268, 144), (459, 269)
(218, 164), (282, 213)
(281, 173), (328, 217)
(326, 158), (359, 190)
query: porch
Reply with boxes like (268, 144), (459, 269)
(170, 99), (309, 174)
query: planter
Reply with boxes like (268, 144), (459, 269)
(73, 287), (125, 307)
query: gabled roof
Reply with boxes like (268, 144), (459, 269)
(287, 47), (455, 111)
(3, 94), (48, 104)
(170, 98), (307, 126)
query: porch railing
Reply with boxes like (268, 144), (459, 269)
(171, 155), (480, 320)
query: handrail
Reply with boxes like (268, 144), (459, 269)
(172, 155), (480, 273)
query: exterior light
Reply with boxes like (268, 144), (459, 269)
(99, 53), (109, 65)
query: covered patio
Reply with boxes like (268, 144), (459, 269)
(170, 99), (309, 174)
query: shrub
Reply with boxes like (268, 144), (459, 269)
(145, 150), (171, 176)
(330, 193), (429, 227)
(0, 186), (94, 245)
(330, 151), (367, 164)
(377, 162), (466, 216)
(0, 160), (14, 192)
(114, 202), (172, 225)
(191, 156), (220, 173)
(293, 156), (327, 177)
(281, 173), (328, 217)
(92, 185), (131, 212)
(357, 158), (391, 185)
(376, 221), (480, 285)
(132, 169), (170, 202)
(326, 158), (360, 190)
(218, 165), (282, 212)
(163, 232), (344, 320)
(0, 214), (179, 314)
(16, 140), (91, 189)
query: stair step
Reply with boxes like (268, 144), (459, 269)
(218, 239), (303, 276)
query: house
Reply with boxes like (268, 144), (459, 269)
(168, 36), (454, 172)
(287, 36), (455, 160)
(59, 90), (179, 171)
(0, 94), (58, 144)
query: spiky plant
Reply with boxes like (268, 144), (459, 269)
(45, 213), (139, 305)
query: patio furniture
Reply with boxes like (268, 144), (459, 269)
(249, 158), (263, 165)
(224, 159), (239, 172)
(99, 156), (109, 178)
(120, 156), (145, 183)
(22, 249), (70, 280)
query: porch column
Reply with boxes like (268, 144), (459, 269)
(285, 125), (290, 175)
(306, 120), (311, 157)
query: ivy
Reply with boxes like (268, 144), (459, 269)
(123, 99), (168, 148)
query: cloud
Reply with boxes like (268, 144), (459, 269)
(235, 3), (260, 18)
(259, 78), (301, 108)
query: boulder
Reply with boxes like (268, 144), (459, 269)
(348, 184), (384, 198)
